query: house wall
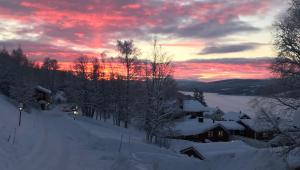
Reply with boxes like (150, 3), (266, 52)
(204, 126), (229, 142)
(34, 90), (51, 102)
(172, 126), (230, 142)
(228, 130), (244, 136)
(238, 122), (273, 140)
(34, 89), (52, 110)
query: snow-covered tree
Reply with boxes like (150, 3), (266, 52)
(70, 56), (90, 116)
(41, 57), (59, 90)
(269, 0), (300, 111)
(193, 89), (207, 106)
(141, 39), (177, 144)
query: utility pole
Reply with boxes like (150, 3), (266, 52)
(18, 103), (24, 127)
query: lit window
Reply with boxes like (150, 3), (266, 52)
(208, 131), (213, 137)
(218, 131), (223, 137)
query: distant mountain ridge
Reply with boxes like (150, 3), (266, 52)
(176, 79), (273, 96)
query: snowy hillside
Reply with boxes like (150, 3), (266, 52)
(204, 93), (257, 114)
(181, 92), (257, 115)
(0, 95), (287, 170)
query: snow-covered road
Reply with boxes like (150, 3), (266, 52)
(8, 108), (110, 170)
(2, 105), (203, 170)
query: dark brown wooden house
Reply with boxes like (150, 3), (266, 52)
(238, 119), (274, 140)
(172, 118), (231, 142)
(34, 86), (52, 110)
(181, 100), (210, 119)
(175, 125), (230, 142)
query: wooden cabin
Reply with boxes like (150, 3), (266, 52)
(180, 141), (253, 160)
(34, 86), (52, 110)
(180, 147), (205, 160)
(204, 108), (224, 121)
(217, 121), (245, 136)
(238, 119), (274, 140)
(223, 111), (251, 121)
(172, 118), (231, 142)
(182, 100), (209, 119)
(175, 125), (230, 143)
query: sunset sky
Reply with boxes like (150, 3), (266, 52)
(0, 0), (289, 81)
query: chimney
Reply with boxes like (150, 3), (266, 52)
(198, 117), (203, 123)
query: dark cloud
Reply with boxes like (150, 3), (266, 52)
(0, 40), (88, 61)
(152, 20), (260, 39)
(199, 43), (261, 54)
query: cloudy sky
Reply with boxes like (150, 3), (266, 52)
(0, 0), (289, 81)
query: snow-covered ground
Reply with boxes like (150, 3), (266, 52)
(0, 95), (206, 170)
(0, 95), (290, 170)
(204, 93), (257, 114)
(181, 92), (263, 117)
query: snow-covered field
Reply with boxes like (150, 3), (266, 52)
(204, 93), (298, 119)
(181, 92), (264, 117)
(205, 93), (257, 115)
(0, 95), (288, 170)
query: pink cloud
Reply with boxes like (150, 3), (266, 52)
(0, 0), (279, 80)
(173, 58), (272, 81)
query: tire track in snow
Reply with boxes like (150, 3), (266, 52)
(14, 111), (71, 170)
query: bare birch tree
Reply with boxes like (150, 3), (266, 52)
(142, 39), (177, 144)
(269, 0), (300, 111)
(116, 40), (140, 128)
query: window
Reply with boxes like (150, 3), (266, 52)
(208, 131), (213, 137)
(218, 131), (223, 137)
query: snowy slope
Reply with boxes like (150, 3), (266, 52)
(180, 92), (257, 116)
(204, 93), (257, 115)
(0, 95), (289, 170)
(0, 95), (208, 170)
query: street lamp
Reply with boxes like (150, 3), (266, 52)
(73, 105), (79, 120)
(73, 110), (78, 115)
(18, 103), (24, 127)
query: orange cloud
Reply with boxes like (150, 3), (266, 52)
(41, 58), (272, 82)
(173, 58), (272, 81)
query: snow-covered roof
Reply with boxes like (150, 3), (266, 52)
(181, 140), (254, 158)
(183, 100), (208, 112)
(203, 107), (218, 115)
(35, 86), (52, 94)
(240, 119), (274, 132)
(219, 121), (245, 131)
(223, 111), (251, 121)
(223, 112), (241, 121)
(174, 118), (244, 136)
